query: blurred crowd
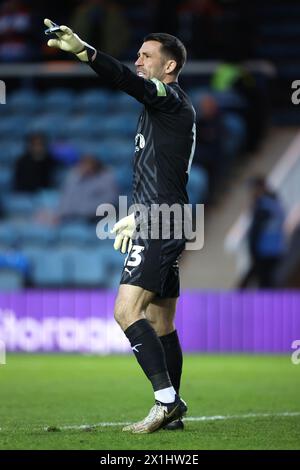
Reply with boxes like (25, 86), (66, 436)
(245, 176), (300, 289)
(1, 0), (299, 289)
(0, 0), (258, 62)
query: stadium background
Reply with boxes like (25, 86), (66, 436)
(0, 0), (299, 450)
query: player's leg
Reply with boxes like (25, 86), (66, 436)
(114, 284), (176, 402)
(146, 297), (184, 431)
(115, 284), (187, 433)
(146, 297), (183, 395)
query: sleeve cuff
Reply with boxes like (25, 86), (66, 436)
(76, 44), (97, 62)
(85, 44), (97, 62)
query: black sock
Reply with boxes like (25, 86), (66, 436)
(159, 330), (183, 395)
(124, 319), (172, 392)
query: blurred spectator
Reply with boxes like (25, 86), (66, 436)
(211, 62), (268, 152)
(69, 0), (130, 59)
(178, 0), (256, 61)
(57, 155), (118, 223)
(14, 133), (56, 193)
(193, 94), (225, 202)
(178, 0), (222, 59)
(247, 176), (286, 288)
(0, 0), (37, 62)
(274, 203), (300, 288)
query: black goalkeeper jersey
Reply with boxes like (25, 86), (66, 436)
(86, 47), (196, 208)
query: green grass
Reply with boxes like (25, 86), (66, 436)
(0, 354), (299, 450)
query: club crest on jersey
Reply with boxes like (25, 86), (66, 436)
(135, 133), (145, 152)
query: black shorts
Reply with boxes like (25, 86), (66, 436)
(120, 235), (186, 298)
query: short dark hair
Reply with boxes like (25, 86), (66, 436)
(143, 32), (187, 76)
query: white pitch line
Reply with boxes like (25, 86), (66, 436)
(48, 411), (300, 432)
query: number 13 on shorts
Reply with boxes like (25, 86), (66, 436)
(124, 245), (145, 267)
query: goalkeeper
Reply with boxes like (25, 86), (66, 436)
(44, 18), (196, 434)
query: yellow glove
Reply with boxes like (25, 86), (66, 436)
(44, 18), (90, 62)
(111, 213), (136, 254)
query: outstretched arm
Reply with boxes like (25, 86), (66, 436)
(44, 19), (182, 111)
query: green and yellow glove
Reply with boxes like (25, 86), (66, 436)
(44, 18), (91, 62)
(111, 213), (136, 254)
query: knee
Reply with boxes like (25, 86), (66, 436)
(114, 298), (143, 331)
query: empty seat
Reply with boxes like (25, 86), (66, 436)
(2, 193), (36, 217)
(43, 89), (75, 112)
(0, 166), (13, 192)
(63, 115), (101, 138)
(115, 164), (132, 193)
(35, 190), (60, 210)
(24, 247), (68, 286)
(0, 251), (29, 274)
(26, 113), (68, 138)
(99, 138), (133, 164)
(0, 116), (29, 138)
(0, 269), (23, 290)
(58, 223), (97, 245)
(0, 140), (25, 165)
(76, 90), (112, 112)
(100, 245), (125, 275)
(101, 114), (137, 137)
(18, 223), (58, 245)
(10, 89), (40, 113)
(64, 246), (108, 285)
(111, 92), (142, 113)
(0, 222), (18, 245)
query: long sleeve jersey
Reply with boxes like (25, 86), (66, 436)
(85, 47), (196, 208)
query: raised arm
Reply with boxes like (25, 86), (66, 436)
(44, 19), (182, 112)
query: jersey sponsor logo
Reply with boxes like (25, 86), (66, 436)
(135, 133), (145, 152)
(150, 77), (167, 97)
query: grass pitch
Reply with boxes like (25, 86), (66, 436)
(0, 354), (299, 450)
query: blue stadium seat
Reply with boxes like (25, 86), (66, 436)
(0, 141), (25, 165)
(58, 223), (97, 245)
(115, 164), (132, 193)
(0, 222), (18, 245)
(100, 245), (125, 275)
(0, 251), (29, 274)
(18, 223), (58, 245)
(21, 245), (44, 265)
(43, 89), (75, 112)
(76, 90), (112, 112)
(0, 269), (24, 290)
(187, 166), (208, 204)
(88, 118), (109, 138)
(10, 89), (40, 113)
(26, 113), (68, 138)
(0, 116), (29, 138)
(101, 114), (137, 137)
(64, 246), (107, 285)
(2, 193), (36, 217)
(109, 270), (122, 289)
(99, 138), (133, 164)
(24, 247), (68, 286)
(0, 166), (13, 192)
(110, 92), (142, 113)
(63, 115), (101, 138)
(35, 190), (60, 210)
